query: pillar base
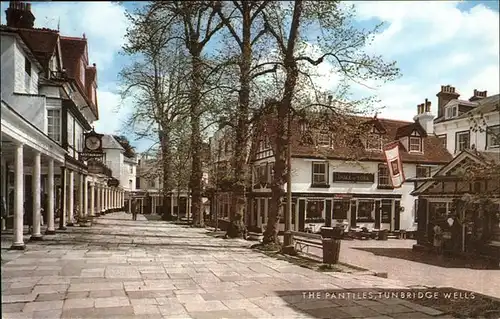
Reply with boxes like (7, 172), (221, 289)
(45, 230), (56, 235)
(58, 226), (67, 231)
(283, 231), (294, 247)
(9, 243), (26, 250)
(30, 235), (44, 241)
(67, 222), (74, 226)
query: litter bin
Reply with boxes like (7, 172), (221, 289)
(321, 226), (343, 264)
(322, 238), (341, 264)
(377, 229), (388, 240)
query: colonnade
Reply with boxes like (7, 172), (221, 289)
(6, 143), (126, 250)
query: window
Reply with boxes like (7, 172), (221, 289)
(366, 134), (383, 151)
(409, 137), (422, 152)
(414, 199), (418, 222)
(381, 199), (392, 223)
(268, 162), (274, 183)
(306, 200), (324, 221)
(24, 57), (31, 76)
(486, 125), (500, 149)
(357, 200), (374, 221)
(149, 180), (156, 188)
(446, 106), (458, 119)
(332, 200), (349, 220)
(377, 164), (392, 188)
(317, 131), (331, 147)
(416, 165), (432, 178)
(258, 164), (268, 184)
(455, 131), (470, 153)
(67, 116), (74, 147)
(129, 180), (133, 189)
(47, 109), (61, 143)
(312, 161), (328, 185)
(129, 166), (133, 174)
(437, 134), (447, 149)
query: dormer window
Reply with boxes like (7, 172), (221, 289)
(445, 105), (458, 119)
(409, 137), (422, 152)
(366, 133), (383, 151)
(317, 131), (331, 147)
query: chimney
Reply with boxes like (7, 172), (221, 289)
(5, 1), (36, 29)
(469, 89), (487, 102)
(436, 85), (460, 118)
(413, 98), (435, 135)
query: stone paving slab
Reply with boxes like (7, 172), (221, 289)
(1, 212), (458, 319)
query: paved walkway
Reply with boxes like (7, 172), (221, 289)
(2, 212), (454, 319)
(307, 239), (500, 299)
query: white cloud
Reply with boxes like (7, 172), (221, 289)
(345, 1), (499, 121)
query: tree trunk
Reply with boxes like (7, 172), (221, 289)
(230, 4), (252, 223)
(189, 49), (204, 228)
(263, 103), (287, 244)
(160, 128), (173, 221)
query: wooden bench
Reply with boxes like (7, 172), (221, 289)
(291, 231), (323, 255)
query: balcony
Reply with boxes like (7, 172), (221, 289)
(7, 93), (46, 132)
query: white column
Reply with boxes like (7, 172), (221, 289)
(59, 168), (67, 230)
(103, 187), (106, 213)
(83, 176), (88, 218)
(105, 187), (109, 212)
(89, 181), (95, 217)
(113, 189), (116, 209)
(46, 159), (55, 234)
(96, 183), (100, 215)
(31, 152), (42, 240)
(78, 173), (84, 218)
(68, 170), (74, 225)
(11, 143), (25, 249)
(295, 203), (299, 231)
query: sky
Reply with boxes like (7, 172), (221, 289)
(0, 1), (498, 153)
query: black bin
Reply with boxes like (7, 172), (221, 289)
(321, 227), (343, 264)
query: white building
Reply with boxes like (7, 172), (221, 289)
(101, 135), (138, 192)
(1, 2), (125, 249)
(433, 85), (499, 155)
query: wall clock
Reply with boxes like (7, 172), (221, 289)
(85, 135), (101, 151)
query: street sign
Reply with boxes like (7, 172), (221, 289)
(79, 151), (104, 161)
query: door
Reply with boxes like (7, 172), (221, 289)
(298, 199), (305, 231)
(374, 200), (381, 229)
(394, 200), (401, 231)
(350, 200), (357, 228)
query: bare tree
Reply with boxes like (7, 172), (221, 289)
(120, 5), (190, 220)
(256, 1), (401, 244)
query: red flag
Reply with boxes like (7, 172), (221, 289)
(383, 141), (405, 188)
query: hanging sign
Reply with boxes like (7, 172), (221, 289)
(383, 141), (405, 188)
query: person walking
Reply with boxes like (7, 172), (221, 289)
(433, 222), (444, 256)
(132, 198), (139, 221)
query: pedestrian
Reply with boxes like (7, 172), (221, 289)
(433, 222), (443, 256)
(132, 199), (139, 221)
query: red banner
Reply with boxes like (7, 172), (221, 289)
(383, 141), (405, 188)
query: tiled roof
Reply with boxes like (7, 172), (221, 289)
(0, 25), (59, 68)
(456, 94), (500, 119)
(102, 135), (125, 150)
(252, 113), (453, 164)
(60, 36), (86, 81)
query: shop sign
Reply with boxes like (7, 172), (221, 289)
(332, 172), (374, 183)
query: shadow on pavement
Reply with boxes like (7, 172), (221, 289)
(274, 288), (500, 319)
(353, 247), (498, 270)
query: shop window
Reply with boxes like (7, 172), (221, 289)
(312, 161), (328, 185)
(416, 165), (432, 178)
(381, 199), (392, 223)
(306, 200), (324, 223)
(377, 164), (392, 189)
(357, 200), (374, 221)
(332, 200), (349, 220)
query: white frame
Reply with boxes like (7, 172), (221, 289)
(47, 109), (61, 143)
(445, 105), (458, 119)
(456, 131), (470, 153)
(409, 136), (422, 152)
(317, 131), (331, 147)
(377, 164), (391, 187)
(487, 125), (500, 149)
(312, 161), (328, 184)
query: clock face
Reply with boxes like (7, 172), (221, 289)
(85, 136), (101, 151)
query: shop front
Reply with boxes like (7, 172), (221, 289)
(248, 193), (403, 234)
